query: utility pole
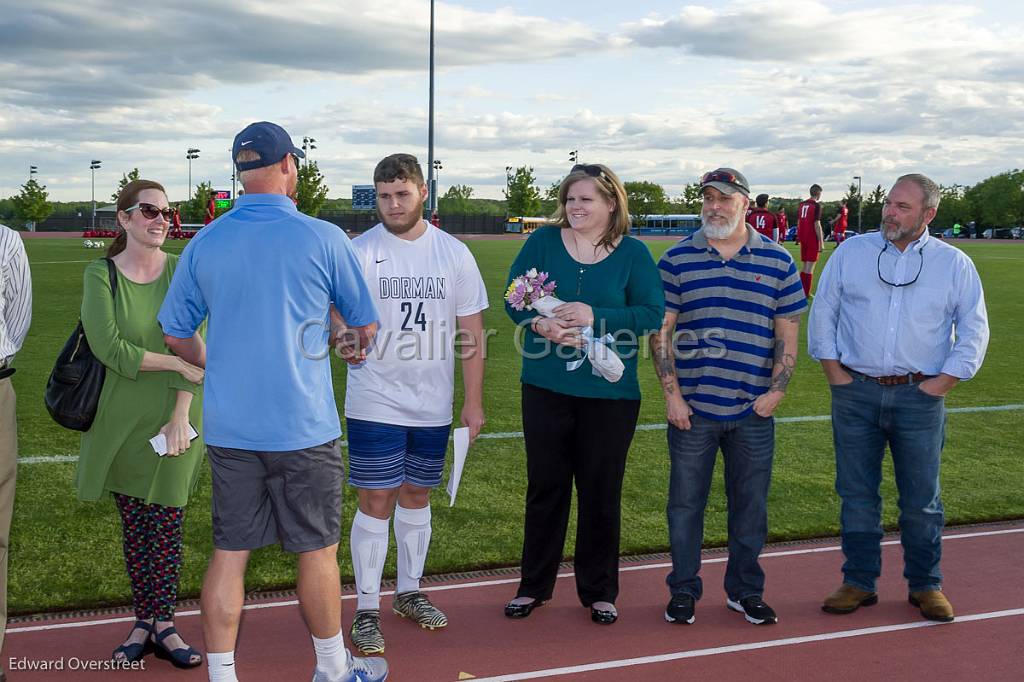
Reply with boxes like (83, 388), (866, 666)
(90, 160), (102, 229)
(853, 175), (863, 233)
(427, 0), (437, 218)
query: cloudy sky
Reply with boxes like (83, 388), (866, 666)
(3, 0), (1023, 203)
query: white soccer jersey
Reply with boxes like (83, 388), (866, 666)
(344, 222), (489, 427)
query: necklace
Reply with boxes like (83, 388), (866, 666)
(570, 229), (600, 295)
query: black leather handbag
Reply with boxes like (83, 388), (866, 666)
(44, 258), (118, 431)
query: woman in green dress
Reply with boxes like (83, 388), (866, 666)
(78, 179), (206, 668)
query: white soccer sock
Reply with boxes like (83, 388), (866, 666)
(394, 503), (432, 595)
(311, 630), (352, 681)
(351, 510), (390, 611)
(207, 651), (238, 682)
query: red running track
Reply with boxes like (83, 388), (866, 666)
(6, 522), (1023, 681)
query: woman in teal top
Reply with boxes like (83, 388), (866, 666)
(78, 180), (206, 668)
(503, 164), (663, 625)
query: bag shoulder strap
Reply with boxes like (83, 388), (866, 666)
(103, 257), (118, 300)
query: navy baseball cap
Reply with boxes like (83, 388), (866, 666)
(232, 121), (305, 171)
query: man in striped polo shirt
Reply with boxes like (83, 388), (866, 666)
(651, 168), (807, 627)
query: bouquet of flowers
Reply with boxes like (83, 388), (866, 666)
(505, 268), (560, 313)
(505, 268), (624, 383)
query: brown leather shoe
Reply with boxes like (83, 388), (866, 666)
(822, 584), (878, 614)
(909, 590), (954, 622)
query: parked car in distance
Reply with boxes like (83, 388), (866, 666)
(982, 227), (1016, 239)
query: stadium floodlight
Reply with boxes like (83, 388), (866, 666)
(90, 160), (102, 229)
(302, 137), (317, 166)
(569, 150), (578, 165)
(29, 165), (38, 177)
(186, 148), (201, 199)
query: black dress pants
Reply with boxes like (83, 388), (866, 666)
(516, 383), (641, 606)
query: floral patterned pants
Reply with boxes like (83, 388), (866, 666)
(113, 494), (185, 622)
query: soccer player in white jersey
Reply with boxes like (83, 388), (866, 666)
(340, 154), (488, 655)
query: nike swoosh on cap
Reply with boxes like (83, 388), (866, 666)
(240, 140), (253, 146)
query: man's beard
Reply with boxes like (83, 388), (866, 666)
(702, 210), (742, 239)
(382, 205), (424, 235)
(883, 214), (926, 243)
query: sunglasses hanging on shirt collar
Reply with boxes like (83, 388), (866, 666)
(876, 242), (925, 287)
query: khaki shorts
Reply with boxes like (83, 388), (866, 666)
(207, 440), (343, 553)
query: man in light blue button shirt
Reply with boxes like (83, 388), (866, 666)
(808, 173), (989, 624)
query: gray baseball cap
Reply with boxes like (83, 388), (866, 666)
(700, 168), (750, 197)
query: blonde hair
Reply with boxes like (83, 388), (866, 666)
(550, 164), (630, 251)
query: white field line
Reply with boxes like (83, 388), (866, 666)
(464, 608), (1024, 682)
(6, 527), (1021, 635)
(19, 403), (1024, 465)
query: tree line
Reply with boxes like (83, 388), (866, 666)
(3, 165), (1021, 231)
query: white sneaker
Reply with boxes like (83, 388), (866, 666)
(345, 656), (389, 682)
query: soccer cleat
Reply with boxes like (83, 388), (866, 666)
(392, 591), (448, 629)
(664, 594), (696, 624)
(349, 609), (385, 655)
(727, 596), (778, 625)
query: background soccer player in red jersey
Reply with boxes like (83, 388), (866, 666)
(775, 207), (788, 243)
(830, 199), (849, 246)
(746, 193), (779, 242)
(796, 184), (824, 296)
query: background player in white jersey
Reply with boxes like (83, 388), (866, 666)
(338, 154), (488, 655)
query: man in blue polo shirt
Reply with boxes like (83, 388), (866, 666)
(651, 168), (807, 628)
(159, 121), (387, 682)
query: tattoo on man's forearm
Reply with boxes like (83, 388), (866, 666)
(650, 334), (678, 394)
(771, 340), (797, 392)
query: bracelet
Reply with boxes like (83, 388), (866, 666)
(531, 317), (541, 333)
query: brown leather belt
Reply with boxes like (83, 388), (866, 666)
(841, 364), (929, 386)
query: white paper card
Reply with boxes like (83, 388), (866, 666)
(150, 424), (199, 456)
(446, 427), (470, 507)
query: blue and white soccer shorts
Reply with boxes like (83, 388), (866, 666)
(345, 418), (452, 489)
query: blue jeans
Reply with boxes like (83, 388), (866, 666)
(830, 376), (946, 592)
(666, 412), (775, 601)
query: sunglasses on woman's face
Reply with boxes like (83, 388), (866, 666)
(124, 202), (174, 221)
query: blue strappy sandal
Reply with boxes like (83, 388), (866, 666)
(151, 625), (203, 669)
(111, 619), (154, 662)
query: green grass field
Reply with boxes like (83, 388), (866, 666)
(8, 236), (1024, 614)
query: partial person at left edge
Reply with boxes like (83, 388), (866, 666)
(0, 222), (32, 682)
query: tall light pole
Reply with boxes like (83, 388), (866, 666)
(427, 0), (437, 218)
(505, 166), (513, 218)
(29, 165), (38, 180)
(302, 136), (317, 166)
(90, 160), (102, 229)
(569, 149), (578, 166)
(853, 175), (863, 233)
(186, 148), (201, 199)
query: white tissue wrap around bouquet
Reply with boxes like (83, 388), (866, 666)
(531, 296), (624, 383)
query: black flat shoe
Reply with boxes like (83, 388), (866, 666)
(150, 626), (203, 669)
(112, 619), (154, 663)
(590, 606), (618, 624)
(504, 598), (545, 619)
